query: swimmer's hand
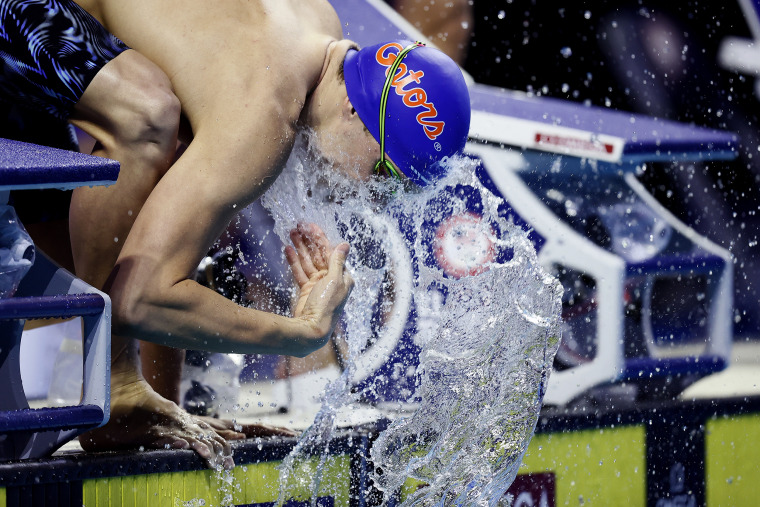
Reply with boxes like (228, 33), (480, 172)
(285, 223), (353, 355)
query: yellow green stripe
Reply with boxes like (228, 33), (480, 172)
(706, 413), (760, 507)
(400, 424), (646, 506)
(520, 424), (646, 506)
(81, 455), (351, 506)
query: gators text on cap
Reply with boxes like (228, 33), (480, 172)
(343, 40), (471, 187)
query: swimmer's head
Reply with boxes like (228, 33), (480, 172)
(343, 40), (471, 187)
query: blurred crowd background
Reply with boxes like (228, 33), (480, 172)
(455, 0), (759, 340)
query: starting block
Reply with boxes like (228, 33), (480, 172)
(0, 138), (117, 460)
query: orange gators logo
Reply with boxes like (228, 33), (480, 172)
(376, 43), (445, 141)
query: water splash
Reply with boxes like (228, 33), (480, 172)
(371, 245), (561, 506)
(260, 131), (562, 506)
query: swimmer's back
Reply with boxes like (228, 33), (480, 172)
(74, 0), (343, 129)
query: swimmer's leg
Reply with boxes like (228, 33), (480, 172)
(69, 49), (179, 285)
(68, 50), (234, 467)
(139, 342), (185, 403)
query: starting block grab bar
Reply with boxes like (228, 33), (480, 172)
(0, 255), (112, 460)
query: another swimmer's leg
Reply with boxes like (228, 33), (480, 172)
(69, 50), (234, 468)
(392, 0), (472, 65)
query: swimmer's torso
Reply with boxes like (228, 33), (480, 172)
(74, 0), (342, 132)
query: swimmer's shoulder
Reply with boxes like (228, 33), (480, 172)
(310, 0), (344, 38)
(269, 0), (342, 39)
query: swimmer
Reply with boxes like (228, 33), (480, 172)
(0, 0), (470, 466)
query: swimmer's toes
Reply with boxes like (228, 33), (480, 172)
(188, 437), (235, 470)
(187, 437), (215, 459)
(215, 429), (246, 440)
(172, 439), (191, 450)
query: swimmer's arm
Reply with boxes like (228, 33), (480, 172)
(106, 117), (351, 356)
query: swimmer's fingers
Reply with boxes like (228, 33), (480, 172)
(295, 223), (332, 273)
(300, 223), (330, 271)
(285, 245), (309, 287)
(290, 226), (319, 277)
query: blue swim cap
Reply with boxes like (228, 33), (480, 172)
(343, 40), (471, 187)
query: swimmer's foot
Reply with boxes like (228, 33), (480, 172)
(80, 378), (234, 470)
(197, 416), (299, 440)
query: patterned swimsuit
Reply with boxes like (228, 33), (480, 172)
(0, 0), (128, 121)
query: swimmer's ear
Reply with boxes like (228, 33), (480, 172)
(345, 97), (372, 136)
(343, 96), (360, 121)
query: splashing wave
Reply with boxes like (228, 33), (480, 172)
(260, 132), (562, 506)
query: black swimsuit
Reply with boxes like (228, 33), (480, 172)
(0, 0), (128, 121)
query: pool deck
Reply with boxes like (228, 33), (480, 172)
(236, 337), (760, 430)
(679, 338), (760, 400)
